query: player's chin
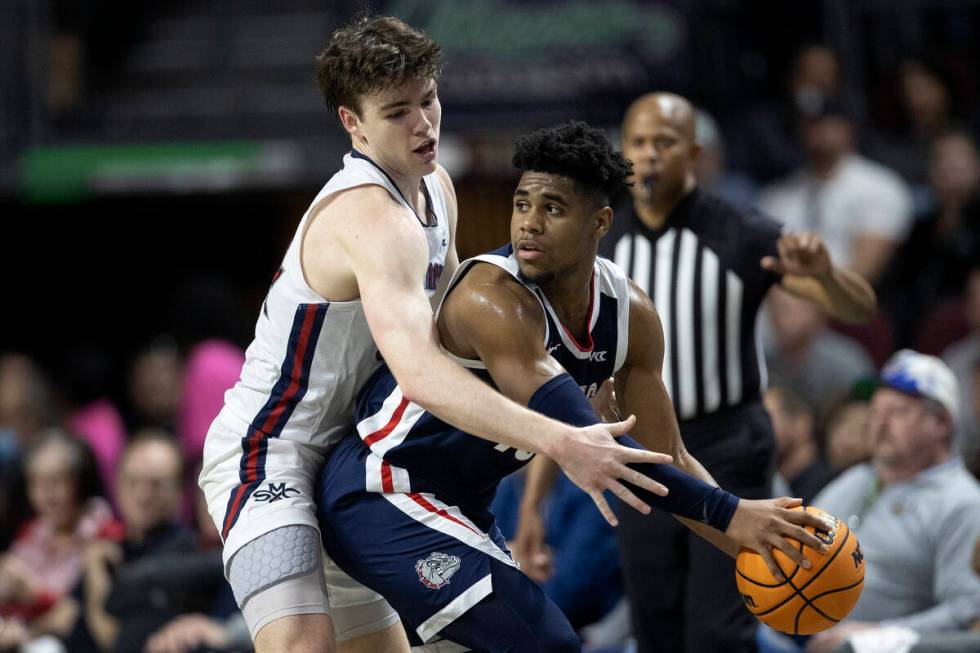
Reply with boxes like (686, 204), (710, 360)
(516, 262), (552, 284)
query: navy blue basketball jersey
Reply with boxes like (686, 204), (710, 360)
(342, 245), (631, 515)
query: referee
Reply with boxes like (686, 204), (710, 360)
(601, 93), (876, 653)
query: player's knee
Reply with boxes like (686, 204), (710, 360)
(254, 613), (336, 653)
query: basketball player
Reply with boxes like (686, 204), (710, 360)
(197, 16), (669, 653)
(315, 121), (837, 651)
(517, 93), (878, 653)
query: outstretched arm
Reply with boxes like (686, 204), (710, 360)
(306, 185), (669, 524)
(764, 231), (877, 324)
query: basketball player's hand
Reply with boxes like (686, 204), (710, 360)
(761, 232), (832, 279)
(556, 415), (673, 527)
(589, 378), (622, 423)
(725, 497), (835, 581)
(511, 508), (553, 583)
(805, 621), (877, 653)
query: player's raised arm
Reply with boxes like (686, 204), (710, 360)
(617, 278), (836, 577)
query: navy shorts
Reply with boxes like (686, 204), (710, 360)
(317, 437), (580, 650)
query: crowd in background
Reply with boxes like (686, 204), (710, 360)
(2, 40), (980, 653)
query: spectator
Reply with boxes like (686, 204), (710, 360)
(728, 44), (845, 184)
(124, 338), (182, 434)
(884, 131), (980, 349)
(757, 99), (914, 285)
(54, 346), (128, 510)
(822, 398), (872, 472)
(764, 385), (837, 504)
(763, 286), (876, 422)
(62, 430), (199, 653)
(867, 59), (961, 189)
(0, 431), (113, 617)
(804, 350), (980, 652)
(0, 354), (55, 550)
(695, 109), (758, 210)
(175, 339), (245, 468)
(943, 268), (980, 469)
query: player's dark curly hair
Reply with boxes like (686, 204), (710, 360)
(512, 121), (633, 205)
(315, 14), (442, 118)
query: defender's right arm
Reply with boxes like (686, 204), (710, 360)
(303, 187), (669, 523)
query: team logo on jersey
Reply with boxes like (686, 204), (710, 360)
(589, 350), (607, 362)
(415, 552), (461, 589)
(252, 482), (300, 503)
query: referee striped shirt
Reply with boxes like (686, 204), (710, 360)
(599, 189), (783, 423)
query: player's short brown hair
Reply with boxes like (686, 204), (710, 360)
(315, 14), (442, 118)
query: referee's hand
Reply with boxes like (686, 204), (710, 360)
(761, 232), (832, 279)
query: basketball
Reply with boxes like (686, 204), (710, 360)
(735, 506), (865, 635)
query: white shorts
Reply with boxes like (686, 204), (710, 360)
(200, 416), (397, 638)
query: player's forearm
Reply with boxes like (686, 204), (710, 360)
(520, 455), (560, 512)
(396, 347), (569, 459)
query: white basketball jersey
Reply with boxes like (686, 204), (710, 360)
(215, 150), (450, 451)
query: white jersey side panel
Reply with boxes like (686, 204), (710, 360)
(214, 152), (450, 452)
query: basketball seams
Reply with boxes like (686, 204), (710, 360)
(746, 524), (851, 619)
(735, 506), (812, 591)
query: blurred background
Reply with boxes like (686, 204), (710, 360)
(2, 1), (980, 652)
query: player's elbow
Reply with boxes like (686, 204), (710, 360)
(387, 360), (435, 408)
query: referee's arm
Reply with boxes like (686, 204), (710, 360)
(763, 231), (877, 324)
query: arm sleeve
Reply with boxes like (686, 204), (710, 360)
(528, 374), (739, 531)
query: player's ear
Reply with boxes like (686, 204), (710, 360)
(339, 105), (366, 144)
(594, 206), (613, 238)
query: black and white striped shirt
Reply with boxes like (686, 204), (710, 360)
(600, 189), (783, 423)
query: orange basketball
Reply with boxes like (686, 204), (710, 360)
(735, 505), (865, 635)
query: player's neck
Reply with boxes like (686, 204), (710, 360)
(384, 167), (427, 217)
(539, 262), (595, 341)
(357, 145), (427, 216)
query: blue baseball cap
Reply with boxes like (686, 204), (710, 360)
(879, 349), (958, 417)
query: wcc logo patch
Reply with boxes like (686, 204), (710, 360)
(252, 482), (300, 503)
(416, 552), (461, 589)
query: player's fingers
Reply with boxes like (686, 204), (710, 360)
(769, 535), (812, 569)
(618, 447), (673, 466)
(605, 414), (637, 435)
(760, 256), (786, 273)
(615, 462), (669, 497)
(607, 479), (652, 514)
(774, 496), (803, 509)
(589, 491), (618, 527)
(791, 509), (836, 533)
(757, 546), (787, 581)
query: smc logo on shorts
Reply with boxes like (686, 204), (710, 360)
(416, 552), (461, 589)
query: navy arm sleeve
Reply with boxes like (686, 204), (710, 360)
(528, 373), (739, 531)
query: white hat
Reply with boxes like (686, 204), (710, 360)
(879, 349), (959, 417)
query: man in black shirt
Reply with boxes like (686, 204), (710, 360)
(606, 93), (875, 653)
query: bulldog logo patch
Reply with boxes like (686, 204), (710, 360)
(416, 552), (461, 589)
